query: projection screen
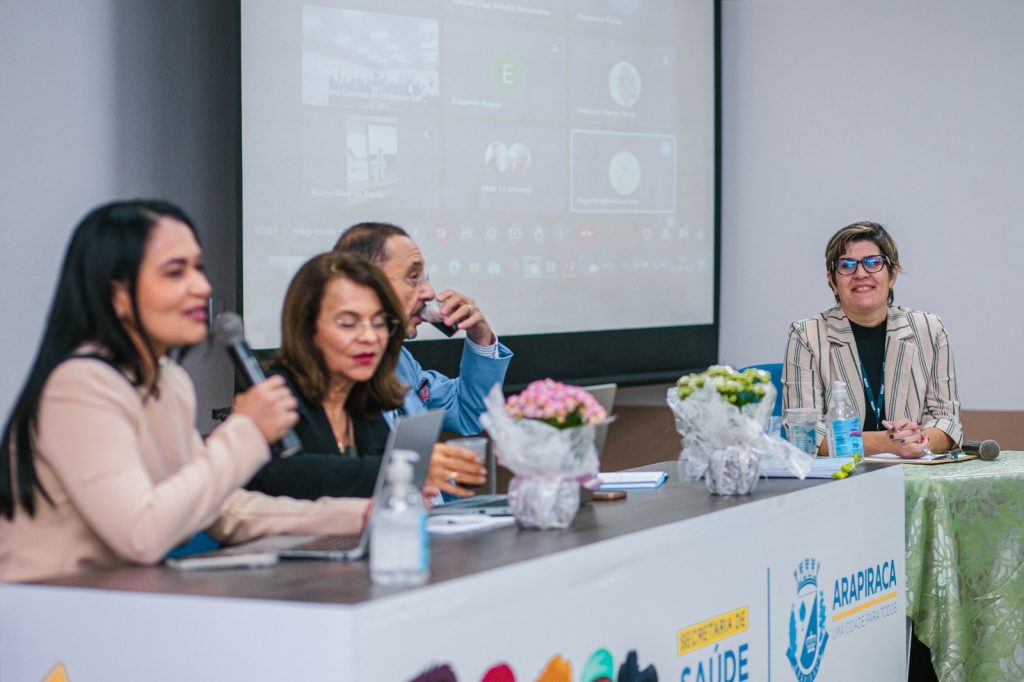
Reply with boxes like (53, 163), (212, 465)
(241, 0), (719, 386)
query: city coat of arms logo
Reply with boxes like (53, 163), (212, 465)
(787, 558), (829, 682)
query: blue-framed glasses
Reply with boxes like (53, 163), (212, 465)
(835, 254), (887, 276)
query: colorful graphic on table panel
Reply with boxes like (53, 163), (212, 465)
(407, 648), (656, 682)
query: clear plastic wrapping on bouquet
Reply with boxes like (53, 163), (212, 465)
(666, 382), (813, 494)
(480, 386), (601, 528)
(506, 477), (581, 530)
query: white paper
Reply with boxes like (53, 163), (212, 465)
(596, 472), (668, 489)
(426, 515), (516, 536)
(762, 457), (856, 479)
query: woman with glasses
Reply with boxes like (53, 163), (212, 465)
(782, 221), (961, 458)
(245, 252), (485, 500)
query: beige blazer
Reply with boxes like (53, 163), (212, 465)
(782, 305), (962, 445)
(0, 356), (368, 582)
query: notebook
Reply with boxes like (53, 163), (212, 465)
(277, 408), (444, 561)
(596, 471), (668, 490)
(429, 383), (617, 517)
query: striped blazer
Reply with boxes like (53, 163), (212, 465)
(782, 305), (962, 445)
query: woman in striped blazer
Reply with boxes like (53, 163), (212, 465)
(783, 221), (961, 458)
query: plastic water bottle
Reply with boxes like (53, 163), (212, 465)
(826, 381), (863, 458)
(370, 449), (429, 586)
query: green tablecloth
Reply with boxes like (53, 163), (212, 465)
(904, 451), (1024, 682)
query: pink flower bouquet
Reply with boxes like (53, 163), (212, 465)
(505, 379), (608, 429)
(481, 380), (609, 529)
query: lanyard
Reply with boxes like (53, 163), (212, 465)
(858, 359), (885, 427)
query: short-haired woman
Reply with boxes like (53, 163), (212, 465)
(782, 221), (961, 458)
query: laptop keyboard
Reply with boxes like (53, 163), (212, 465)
(291, 534), (361, 552)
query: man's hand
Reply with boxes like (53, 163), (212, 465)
(435, 289), (495, 346)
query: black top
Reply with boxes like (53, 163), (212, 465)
(243, 366), (391, 499)
(850, 319), (886, 431)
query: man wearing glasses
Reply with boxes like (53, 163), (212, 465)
(782, 220), (961, 458)
(335, 222), (512, 436)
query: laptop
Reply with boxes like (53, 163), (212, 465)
(429, 383), (617, 517)
(276, 408), (444, 561)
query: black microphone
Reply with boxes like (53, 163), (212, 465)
(962, 439), (1000, 461)
(211, 312), (302, 458)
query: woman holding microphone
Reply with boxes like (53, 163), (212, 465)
(782, 220), (962, 457)
(0, 200), (368, 582)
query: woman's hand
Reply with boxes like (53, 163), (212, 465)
(426, 442), (487, 497)
(881, 419), (931, 459)
(231, 376), (299, 444)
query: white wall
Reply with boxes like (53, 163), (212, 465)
(720, 0), (1024, 410)
(0, 1), (238, 431)
(3, 0), (1022, 425)
(1, 2), (117, 418)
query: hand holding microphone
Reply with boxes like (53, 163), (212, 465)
(212, 312), (303, 458)
(232, 377), (298, 445)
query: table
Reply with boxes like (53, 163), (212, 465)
(903, 451), (1024, 681)
(1, 463), (906, 681)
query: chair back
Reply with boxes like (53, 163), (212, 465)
(737, 363), (784, 436)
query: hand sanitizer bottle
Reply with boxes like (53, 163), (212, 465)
(826, 381), (863, 458)
(370, 449), (429, 586)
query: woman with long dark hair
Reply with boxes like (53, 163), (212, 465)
(0, 200), (368, 581)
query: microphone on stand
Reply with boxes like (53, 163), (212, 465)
(962, 439), (1000, 461)
(211, 312), (302, 458)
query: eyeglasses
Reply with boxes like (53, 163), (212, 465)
(834, 254), (888, 276)
(403, 272), (430, 288)
(329, 314), (401, 338)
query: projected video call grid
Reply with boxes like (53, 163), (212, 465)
(243, 0), (713, 345)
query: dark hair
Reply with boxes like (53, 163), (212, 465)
(825, 220), (901, 305)
(333, 222), (409, 264)
(273, 252), (407, 416)
(0, 199), (199, 519)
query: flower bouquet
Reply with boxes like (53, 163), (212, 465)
(667, 365), (812, 495)
(481, 380), (608, 529)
